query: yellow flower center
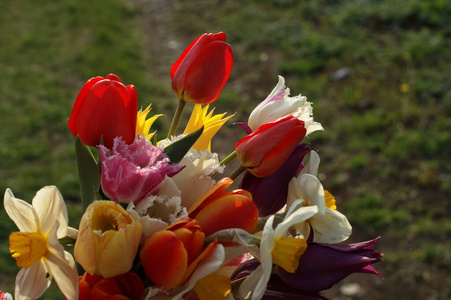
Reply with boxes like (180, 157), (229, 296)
(9, 232), (47, 268)
(271, 237), (307, 273)
(324, 190), (337, 210)
(89, 201), (132, 233)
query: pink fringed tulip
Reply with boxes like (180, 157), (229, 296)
(235, 115), (307, 178)
(171, 32), (233, 104)
(189, 178), (259, 237)
(68, 74), (137, 148)
(98, 136), (183, 204)
(140, 219), (218, 290)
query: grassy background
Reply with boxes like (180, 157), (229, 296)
(0, 0), (450, 298)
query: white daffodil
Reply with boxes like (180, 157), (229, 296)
(240, 202), (318, 300)
(287, 173), (352, 244)
(248, 75), (323, 135)
(4, 186), (78, 300)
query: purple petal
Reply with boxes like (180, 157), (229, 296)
(277, 238), (383, 292)
(240, 144), (313, 216)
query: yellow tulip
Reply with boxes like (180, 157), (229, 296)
(74, 201), (142, 278)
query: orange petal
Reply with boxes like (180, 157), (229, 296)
(181, 240), (218, 284)
(188, 178), (233, 214)
(194, 192), (258, 236)
(140, 230), (188, 290)
(90, 278), (122, 298)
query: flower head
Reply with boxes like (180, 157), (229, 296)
(74, 200), (142, 278)
(171, 32), (233, 105)
(248, 75), (323, 135)
(236, 115), (307, 178)
(136, 104), (163, 141)
(99, 136), (184, 204)
(184, 104), (234, 151)
(68, 73), (138, 148)
(4, 186), (78, 300)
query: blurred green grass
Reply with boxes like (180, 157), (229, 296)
(0, 0), (450, 298)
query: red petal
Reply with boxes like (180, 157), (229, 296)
(140, 230), (188, 290)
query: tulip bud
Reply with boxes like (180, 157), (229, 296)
(171, 32), (233, 105)
(235, 115), (307, 178)
(68, 73), (138, 148)
(140, 219), (218, 290)
(74, 201), (142, 278)
(276, 238), (383, 292)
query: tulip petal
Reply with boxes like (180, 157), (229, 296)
(188, 177), (233, 215)
(194, 192), (258, 236)
(140, 230), (188, 290)
(45, 251), (79, 300)
(240, 145), (312, 216)
(4, 189), (39, 233)
(15, 262), (50, 300)
(32, 186), (68, 238)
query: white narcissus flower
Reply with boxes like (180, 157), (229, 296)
(287, 172), (352, 244)
(4, 186), (78, 300)
(240, 202), (318, 300)
(248, 75), (323, 136)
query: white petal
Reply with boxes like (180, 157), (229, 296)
(32, 186), (68, 238)
(286, 177), (303, 210)
(4, 189), (39, 232)
(274, 206), (318, 237)
(299, 151), (320, 177)
(311, 208), (353, 244)
(45, 251), (79, 300)
(239, 265), (262, 300)
(299, 174), (325, 216)
(173, 244), (225, 300)
(15, 262), (50, 300)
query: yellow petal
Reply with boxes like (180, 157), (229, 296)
(324, 190), (337, 210)
(271, 237), (307, 273)
(136, 105), (163, 141)
(184, 104), (234, 151)
(193, 273), (231, 300)
(10, 232), (47, 268)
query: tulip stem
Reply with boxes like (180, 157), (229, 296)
(220, 150), (237, 166)
(229, 165), (246, 180)
(167, 99), (186, 138)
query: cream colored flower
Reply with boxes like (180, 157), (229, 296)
(4, 186), (78, 300)
(248, 75), (323, 136)
(74, 200), (142, 278)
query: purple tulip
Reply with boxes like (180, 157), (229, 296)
(276, 237), (383, 292)
(239, 144), (313, 216)
(232, 260), (327, 300)
(98, 136), (183, 204)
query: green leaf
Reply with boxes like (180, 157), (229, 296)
(75, 137), (100, 211)
(164, 126), (204, 163)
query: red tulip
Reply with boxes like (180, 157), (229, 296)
(171, 32), (233, 105)
(68, 73), (137, 148)
(235, 115), (307, 178)
(78, 271), (144, 300)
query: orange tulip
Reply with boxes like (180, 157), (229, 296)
(189, 178), (259, 237)
(140, 219), (218, 290)
(235, 115), (306, 178)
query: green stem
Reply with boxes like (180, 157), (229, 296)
(229, 165), (246, 180)
(167, 99), (186, 138)
(220, 150), (237, 166)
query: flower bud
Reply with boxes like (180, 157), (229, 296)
(68, 74), (137, 148)
(235, 115), (307, 177)
(140, 219), (217, 290)
(74, 201), (142, 278)
(171, 33), (233, 105)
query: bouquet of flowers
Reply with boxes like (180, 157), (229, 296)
(3, 32), (383, 300)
